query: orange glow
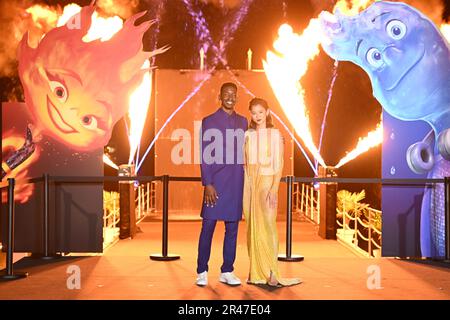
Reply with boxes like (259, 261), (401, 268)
(334, 124), (383, 169)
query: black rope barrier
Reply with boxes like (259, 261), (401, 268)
(0, 178), (28, 281)
(50, 176), (163, 183)
(292, 177), (445, 185)
(1, 174), (449, 267)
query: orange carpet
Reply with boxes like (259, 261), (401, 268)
(0, 220), (449, 300)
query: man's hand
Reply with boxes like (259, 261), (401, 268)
(267, 190), (278, 209)
(204, 185), (218, 207)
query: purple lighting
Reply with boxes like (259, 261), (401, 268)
(316, 60), (339, 172)
(136, 71), (213, 173)
(182, 0), (218, 69)
(211, 0), (254, 67)
(183, 0), (254, 70)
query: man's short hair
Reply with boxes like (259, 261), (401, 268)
(220, 82), (237, 95)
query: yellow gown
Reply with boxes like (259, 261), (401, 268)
(243, 128), (301, 287)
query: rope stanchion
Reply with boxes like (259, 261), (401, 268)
(31, 174), (62, 260)
(278, 175), (304, 262)
(150, 175), (180, 261)
(0, 178), (28, 280)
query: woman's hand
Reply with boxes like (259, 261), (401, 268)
(266, 190), (278, 209)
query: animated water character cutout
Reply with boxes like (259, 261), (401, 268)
(319, 1), (450, 257)
(2, 4), (167, 197)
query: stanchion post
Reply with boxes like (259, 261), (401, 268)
(118, 165), (137, 239)
(278, 175), (304, 262)
(150, 175), (180, 261)
(162, 174), (169, 256)
(0, 178), (28, 280)
(444, 177), (450, 261)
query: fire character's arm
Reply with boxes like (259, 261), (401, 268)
(1, 127), (36, 179)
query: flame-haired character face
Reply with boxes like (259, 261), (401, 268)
(17, 5), (166, 150)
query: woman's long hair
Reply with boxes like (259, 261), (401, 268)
(248, 97), (274, 130)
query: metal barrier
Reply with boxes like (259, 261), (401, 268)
(336, 205), (382, 258)
(135, 181), (157, 223)
(103, 190), (120, 250)
(293, 182), (320, 224)
(1, 175), (449, 281)
(103, 181), (157, 249)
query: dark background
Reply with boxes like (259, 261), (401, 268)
(1, 0), (450, 209)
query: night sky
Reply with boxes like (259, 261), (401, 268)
(1, 0), (450, 208)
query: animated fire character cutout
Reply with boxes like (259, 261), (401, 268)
(17, 3), (167, 151)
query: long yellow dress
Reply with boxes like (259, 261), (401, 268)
(243, 128), (301, 286)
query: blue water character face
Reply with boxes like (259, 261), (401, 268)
(320, 1), (450, 131)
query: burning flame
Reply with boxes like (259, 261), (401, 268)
(128, 60), (152, 165)
(103, 154), (119, 170)
(334, 0), (372, 15)
(25, 3), (150, 169)
(57, 4), (82, 27)
(263, 22), (327, 168)
(334, 124), (383, 169)
(57, 4), (123, 42)
(83, 12), (123, 42)
(263, 0), (380, 171)
(441, 23), (450, 42)
(25, 5), (59, 28)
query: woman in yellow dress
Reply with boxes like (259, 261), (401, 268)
(243, 98), (302, 287)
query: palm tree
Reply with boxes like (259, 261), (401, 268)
(336, 189), (370, 229)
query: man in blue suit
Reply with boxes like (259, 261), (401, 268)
(196, 82), (248, 286)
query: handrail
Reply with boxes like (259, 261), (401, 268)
(337, 201), (383, 257)
(2, 175), (447, 190)
(293, 182), (320, 225)
(293, 181), (385, 258)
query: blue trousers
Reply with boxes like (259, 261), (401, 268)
(196, 219), (239, 274)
